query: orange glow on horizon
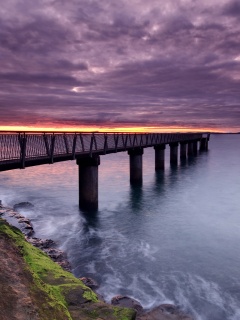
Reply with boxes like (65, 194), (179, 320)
(0, 124), (232, 133)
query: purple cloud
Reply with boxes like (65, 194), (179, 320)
(0, 0), (240, 131)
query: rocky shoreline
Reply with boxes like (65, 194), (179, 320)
(0, 200), (194, 320)
(0, 201), (72, 271)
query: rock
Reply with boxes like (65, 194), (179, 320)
(24, 229), (34, 237)
(64, 287), (89, 306)
(137, 304), (194, 320)
(80, 277), (99, 290)
(26, 237), (55, 249)
(22, 222), (34, 237)
(159, 304), (182, 314)
(0, 200), (2, 207)
(18, 218), (32, 225)
(111, 295), (143, 315)
(43, 248), (67, 262)
(24, 223), (33, 230)
(24, 236), (72, 270)
(56, 260), (72, 272)
(14, 214), (25, 219)
(13, 202), (34, 210)
(0, 206), (12, 214)
(7, 210), (18, 217)
(41, 238), (55, 248)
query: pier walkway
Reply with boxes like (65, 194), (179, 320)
(0, 132), (209, 210)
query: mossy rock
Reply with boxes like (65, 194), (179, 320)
(0, 218), (136, 320)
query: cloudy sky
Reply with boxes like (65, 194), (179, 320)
(0, 0), (240, 132)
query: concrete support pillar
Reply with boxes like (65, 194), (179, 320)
(169, 143), (178, 165)
(206, 138), (209, 150)
(128, 148), (144, 184)
(180, 142), (187, 160)
(154, 144), (165, 170)
(193, 140), (198, 155)
(200, 138), (208, 151)
(188, 142), (194, 156)
(77, 155), (100, 211)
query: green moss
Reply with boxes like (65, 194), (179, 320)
(0, 219), (135, 320)
(83, 289), (98, 302)
(82, 304), (136, 320)
(0, 219), (73, 319)
(113, 306), (136, 320)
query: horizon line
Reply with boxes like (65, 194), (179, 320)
(0, 125), (234, 134)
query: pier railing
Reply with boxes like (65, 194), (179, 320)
(0, 132), (203, 171)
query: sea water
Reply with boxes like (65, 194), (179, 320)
(1, 134), (240, 320)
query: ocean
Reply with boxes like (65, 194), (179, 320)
(1, 134), (240, 320)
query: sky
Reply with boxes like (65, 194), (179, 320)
(0, 0), (240, 133)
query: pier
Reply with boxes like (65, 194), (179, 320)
(0, 132), (210, 210)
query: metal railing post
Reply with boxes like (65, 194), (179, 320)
(50, 134), (55, 163)
(18, 133), (27, 169)
(72, 134), (77, 159)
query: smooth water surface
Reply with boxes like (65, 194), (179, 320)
(1, 134), (240, 320)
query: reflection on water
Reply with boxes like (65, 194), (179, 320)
(129, 185), (143, 212)
(1, 135), (240, 319)
(153, 170), (166, 196)
(81, 210), (99, 231)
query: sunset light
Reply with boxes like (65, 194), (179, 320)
(0, 125), (226, 134)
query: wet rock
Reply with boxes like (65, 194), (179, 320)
(0, 203), (12, 213)
(24, 223), (33, 230)
(56, 260), (72, 272)
(41, 238), (55, 248)
(80, 277), (99, 290)
(7, 210), (19, 217)
(111, 295), (143, 315)
(0, 205), (28, 219)
(22, 222), (34, 237)
(160, 304), (183, 315)
(0, 204), (12, 215)
(18, 218), (32, 225)
(43, 248), (66, 261)
(137, 304), (194, 320)
(26, 237), (55, 249)
(24, 236), (71, 271)
(14, 214), (25, 219)
(24, 229), (34, 237)
(43, 248), (72, 272)
(2, 203), (73, 273)
(13, 202), (34, 210)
